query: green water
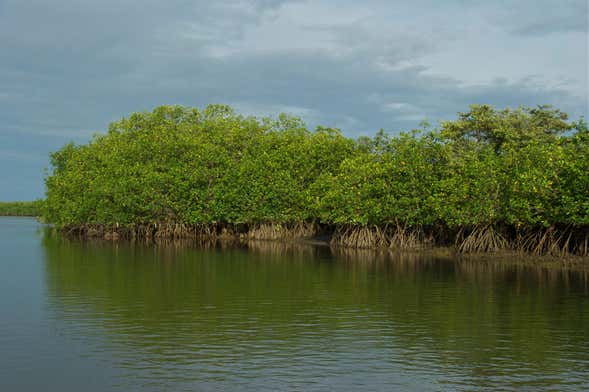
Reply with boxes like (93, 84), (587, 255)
(1, 217), (588, 391)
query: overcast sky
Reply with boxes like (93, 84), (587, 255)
(1, 0), (588, 200)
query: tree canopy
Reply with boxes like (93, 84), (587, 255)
(43, 104), (589, 253)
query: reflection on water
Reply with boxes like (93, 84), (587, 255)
(1, 219), (588, 391)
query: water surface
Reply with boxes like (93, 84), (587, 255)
(1, 217), (588, 391)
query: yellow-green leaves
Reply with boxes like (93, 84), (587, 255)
(43, 104), (587, 233)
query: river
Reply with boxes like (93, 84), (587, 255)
(1, 217), (588, 391)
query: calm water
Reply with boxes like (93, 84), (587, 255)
(1, 217), (588, 391)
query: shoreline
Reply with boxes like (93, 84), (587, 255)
(54, 221), (589, 256)
(41, 222), (589, 271)
(0, 214), (39, 217)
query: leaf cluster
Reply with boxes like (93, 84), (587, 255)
(44, 104), (588, 230)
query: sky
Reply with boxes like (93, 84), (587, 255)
(1, 0), (588, 200)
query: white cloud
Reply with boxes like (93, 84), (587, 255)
(0, 0), (587, 199)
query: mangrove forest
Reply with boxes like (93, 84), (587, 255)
(43, 104), (589, 256)
(0, 200), (43, 217)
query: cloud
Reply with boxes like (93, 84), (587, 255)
(0, 0), (587, 199)
(491, 0), (588, 36)
(0, 150), (45, 162)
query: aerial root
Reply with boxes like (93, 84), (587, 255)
(331, 224), (431, 249)
(456, 225), (509, 254)
(245, 222), (317, 240)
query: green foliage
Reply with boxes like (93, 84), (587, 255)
(315, 131), (446, 226)
(0, 200), (44, 216)
(44, 104), (587, 236)
(43, 105), (353, 227)
(440, 104), (573, 152)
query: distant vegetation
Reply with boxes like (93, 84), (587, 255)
(0, 200), (43, 217)
(43, 104), (589, 256)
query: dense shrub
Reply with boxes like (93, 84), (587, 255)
(43, 104), (589, 254)
(0, 200), (43, 216)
